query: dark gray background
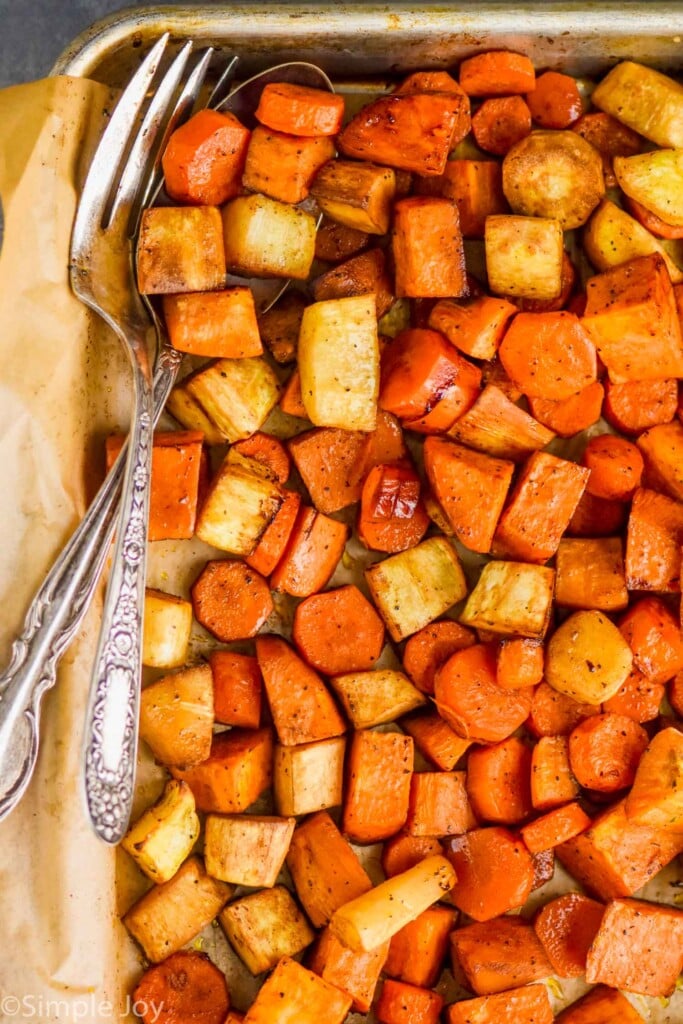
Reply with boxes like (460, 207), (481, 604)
(0, 0), (145, 87)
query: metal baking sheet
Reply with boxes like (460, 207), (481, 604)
(52, 4), (683, 1021)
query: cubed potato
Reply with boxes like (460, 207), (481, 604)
(485, 215), (563, 300)
(365, 537), (468, 642)
(219, 886), (315, 975)
(204, 814), (295, 887)
(546, 610), (633, 704)
(184, 357), (280, 444)
(329, 854), (456, 953)
(274, 737), (345, 816)
(121, 780), (199, 884)
(592, 60), (683, 148)
(555, 537), (628, 612)
(221, 193), (316, 279)
(137, 206), (226, 294)
(123, 856), (232, 963)
(584, 200), (683, 284)
(139, 664), (214, 768)
(165, 385), (226, 445)
(460, 561), (555, 638)
(614, 149), (683, 228)
(329, 670), (426, 729)
(310, 159), (397, 234)
(142, 588), (193, 669)
(298, 294), (379, 432)
(196, 454), (284, 555)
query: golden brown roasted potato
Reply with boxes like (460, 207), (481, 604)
(310, 159), (396, 234)
(592, 60), (683, 148)
(545, 609), (633, 704)
(136, 206), (226, 294)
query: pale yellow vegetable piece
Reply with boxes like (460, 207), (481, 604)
(273, 737), (345, 817)
(196, 454), (283, 555)
(185, 356), (280, 443)
(460, 560), (555, 638)
(614, 149), (683, 228)
(219, 885), (315, 975)
(165, 385), (226, 445)
(121, 780), (199, 884)
(329, 669), (426, 729)
(485, 214), (563, 301)
(329, 854), (456, 952)
(365, 536), (467, 642)
(137, 205), (226, 294)
(123, 856), (232, 963)
(222, 193), (316, 279)
(625, 728), (683, 832)
(592, 60), (683, 148)
(310, 159), (397, 235)
(584, 199), (683, 284)
(204, 814), (296, 887)
(545, 609), (633, 704)
(298, 294), (379, 432)
(139, 664), (214, 768)
(142, 588), (193, 669)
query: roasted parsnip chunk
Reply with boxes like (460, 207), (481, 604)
(184, 357), (280, 443)
(592, 60), (683, 148)
(165, 385), (226, 445)
(204, 814), (296, 887)
(196, 454), (284, 555)
(121, 780), (199, 883)
(502, 130), (604, 229)
(485, 215), (563, 300)
(545, 609), (633, 704)
(298, 294), (379, 431)
(614, 149), (683, 228)
(310, 159), (396, 234)
(139, 664), (214, 767)
(142, 588), (193, 669)
(329, 670), (425, 729)
(460, 560), (555, 638)
(219, 886), (315, 975)
(365, 537), (467, 642)
(329, 854), (456, 952)
(137, 206), (226, 294)
(273, 737), (345, 817)
(123, 856), (232, 963)
(584, 199), (683, 284)
(222, 193), (316, 279)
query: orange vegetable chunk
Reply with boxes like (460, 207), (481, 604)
(209, 651), (261, 729)
(381, 833), (444, 878)
(191, 560), (273, 642)
(568, 712), (648, 792)
(429, 295), (516, 360)
(358, 463), (430, 553)
(243, 956), (351, 1024)
(308, 927), (387, 1013)
(496, 637), (544, 689)
(527, 71), (583, 128)
(521, 802), (592, 853)
(582, 434), (643, 500)
(171, 728), (273, 813)
(604, 377), (678, 434)
(244, 489), (301, 577)
(499, 311), (597, 400)
(343, 730), (413, 843)
(406, 771), (476, 837)
(384, 906), (457, 988)
(531, 735), (579, 810)
(392, 196), (467, 298)
(270, 505), (348, 597)
(163, 288), (261, 358)
(450, 916), (552, 994)
(376, 980), (443, 1024)
(556, 985), (645, 1023)
(472, 95), (531, 155)
(572, 110), (642, 187)
(585, 898), (683, 997)
(582, 253), (683, 382)
(162, 108), (250, 205)
(255, 83), (345, 136)
(401, 711), (472, 770)
(459, 50), (536, 96)
(527, 682), (601, 737)
(466, 736), (532, 824)
(446, 984), (553, 1024)
(232, 432), (290, 483)
(418, 159), (508, 237)
(423, 437), (514, 554)
(637, 420), (683, 503)
(533, 892), (604, 977)
(603, 665), (664, 723)
(444, 826), (535, 921)
(255, 634), (346, 746)
(242, 126), (335, 203)
(288, 426), (371, 514)
(625, 487), (683, 592)
(619, 596), (683, 683)
(133, 950), (230, 1024)
(528, 381), (604, 438)
(292, 584), (384, 675)
(403, 621), (476, 696)
(625, 726), (683, 830)
(447, 385), (555, 462)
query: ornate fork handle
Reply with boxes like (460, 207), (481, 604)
(0, 344), (182, 823)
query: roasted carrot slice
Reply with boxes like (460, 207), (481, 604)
(402, 620), (476, 696)
(499, 311), (597, 400)
(375, 979), (443, 1024)
(292, 584), (385, 675)
(625, 487), (683, 592)
(255, 82), (345, 136)
(417, 159), (508, 238)
(270, 505), (348, 597)
(527, 682), (601, 738)
(435, 644), (533, 743)
(496, 638), (544, 689)
(209, 651), (261, 729)
(450, 915), (551, 993)
(619, 596), (683, 683)
(603, 666), (664, 723)
(466, 736), (531, 825)
(279, 368), (308, 418)
(380, 833), (444, 878)
(245, 489), (301, 577)
(162, 108), (250, 205)
(163, 288), (262, 358)
(527, 71), (583, 128)
(429, 295), (516, 360)
(530, 735), (579, 810)
(582, 433), (643, 500)
(231, 431), (290, 483)
(528, 381), (604, 438)
(133, 951), (230, 1024)
(255, 634), (346, 746)
(521, 802), (592, 853)
(444, 827), (535, 921)
(358, 463), (430, 553)
(384, 906), (457, 988)
(472, 96), (531, 155)
(459, 50), (536, 96)
(288, 427), (372, 514)
(533, 892), (604, 977)
(568, 712), (648, 793)
(191, 559), (273, 642)
(406, 770), (476, 837)
(603, 377), (678, 434)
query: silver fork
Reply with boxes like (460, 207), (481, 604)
(0, 36), (214, 840)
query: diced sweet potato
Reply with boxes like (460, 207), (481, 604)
(384, 906), (457, 989)
(444, 827), (535, 921)
(555, 537), (628, 611)
(308, 927), (388, 1013)
(448, 385), (555, 462)
(450, 916), (552, 994)
(555, 985), (645, 1024)
(243, 956), (351, 1024)
(401, 711), (472, 770)
(466, 736), (532, 824)
(625, 487), (683, 591)
(343, 729), (414, 843)
(392, 197), (466, 298)
(446, 985), (553, 1024)
(405, 770), (476, 837)
(170, 728), (273, 813)
(533, 892), (605, 977)
(619, 596), (683, 683)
